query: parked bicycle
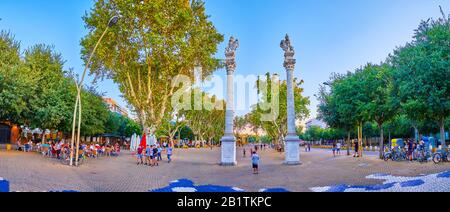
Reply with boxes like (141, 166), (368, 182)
(60, 149), (85, 166)
(384, 146), (407, 162)
(384, 150), (394, 161)
(433, 148), (450, 164)
(415, 148), (430, 163)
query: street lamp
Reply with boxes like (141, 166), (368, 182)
(69, 16), (119, 166)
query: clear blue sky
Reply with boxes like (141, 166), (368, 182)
(1, 0), (449, 119)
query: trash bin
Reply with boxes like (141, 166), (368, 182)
(0, 178), (9, 192)
(6, 144), (11, 151)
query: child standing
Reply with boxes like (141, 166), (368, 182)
(145, 145), (152, 166)
(152, 145), (159, 166)
(136, 146), (144, 165)
(167, 145), (173, 163)
(251, 151), (260, 174)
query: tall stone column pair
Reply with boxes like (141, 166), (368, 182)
(220, 35), (301, 166)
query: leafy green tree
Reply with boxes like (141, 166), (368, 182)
(390, 12), (450, 147)
(0, 31), (20, 67)
(250, 73), (310, 147)
(179, 89), (225, 146)
(178, 125), (194, 141)
(357, 63), (398, 158)
(0, 31), (111, 139)
(105, 111), (142, 139)
(0, 32), (37, 126)
(157, 113), (186, 145)
(124, 118), (142, 138)
(81, 0), (224, 133)
(104, 112), (122, 136)
(384, 115), (414, 139)
(318, 72), (360, 155)
(79, 88), (109, 136)
(23, 45), (74, 134)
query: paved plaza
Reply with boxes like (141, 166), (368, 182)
(0, 147), (449, 192)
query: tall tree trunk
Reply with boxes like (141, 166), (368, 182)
(177, 130), (181, 147)
(388, 131), (391, 147)
(358, 123), (362, 157)
(347, 131), (351, 156)
(440, 119), (446, 149)
(414, 126), (419, 142)
(378, 123), (384, 159)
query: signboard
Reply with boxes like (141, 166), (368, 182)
(391, 139), (404, 148)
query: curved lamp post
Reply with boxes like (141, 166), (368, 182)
(69, 16), (119, 166)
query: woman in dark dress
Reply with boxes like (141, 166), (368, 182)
(354, 141), (359, 157)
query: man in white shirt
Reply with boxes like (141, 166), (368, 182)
(336, 142), (342, 155)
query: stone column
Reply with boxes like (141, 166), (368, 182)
(221, 37), (239, 166)
(280, 34), (301, 165)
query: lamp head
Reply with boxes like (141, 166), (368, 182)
(108, 16), (119, 27)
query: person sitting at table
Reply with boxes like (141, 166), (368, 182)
(16, 139), (22, 151)
(105, 145), (112, 157)
(24, 141), (30, 152)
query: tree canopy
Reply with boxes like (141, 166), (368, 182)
(0, 30), (141, 138)
(81, 0), (224, 132)
(317, 9), (449, 149)
(246, 73), (310, 145)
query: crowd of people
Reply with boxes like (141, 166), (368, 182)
(16, 138), (122, 161)
(327, 137), (440, 161)
(136, 144), (173, 166)
(389, 138), (428, 162)
(331, 142), (342, 157)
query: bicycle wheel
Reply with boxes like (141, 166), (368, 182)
(384, 153), (391, 162)
(433, 153), (442, 164)
(78, 157), (84, 166)
(418, 152), (425, 163)
(402, 153), (408, 161)
(60, 154), (69, 165)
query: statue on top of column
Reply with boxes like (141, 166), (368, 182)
(280, 34), (296, 70)
(225, 36), (239, 57)
(280, 34), (294, 55)
(225, 36), (239, 72)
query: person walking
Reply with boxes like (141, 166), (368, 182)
(336, 142), (342, 156)
(332, 142), (337, 157)
(243, 148), (246, 158)
(157, 145), (163, 161)
(167, 145), (173, 163)
(407, 139), (414, 162)
(56, 141), (62, 159)
(353, 140), (360, 158)
(251, 151), (260, 174)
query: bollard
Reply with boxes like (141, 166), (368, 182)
(0, 178), (9, 192)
